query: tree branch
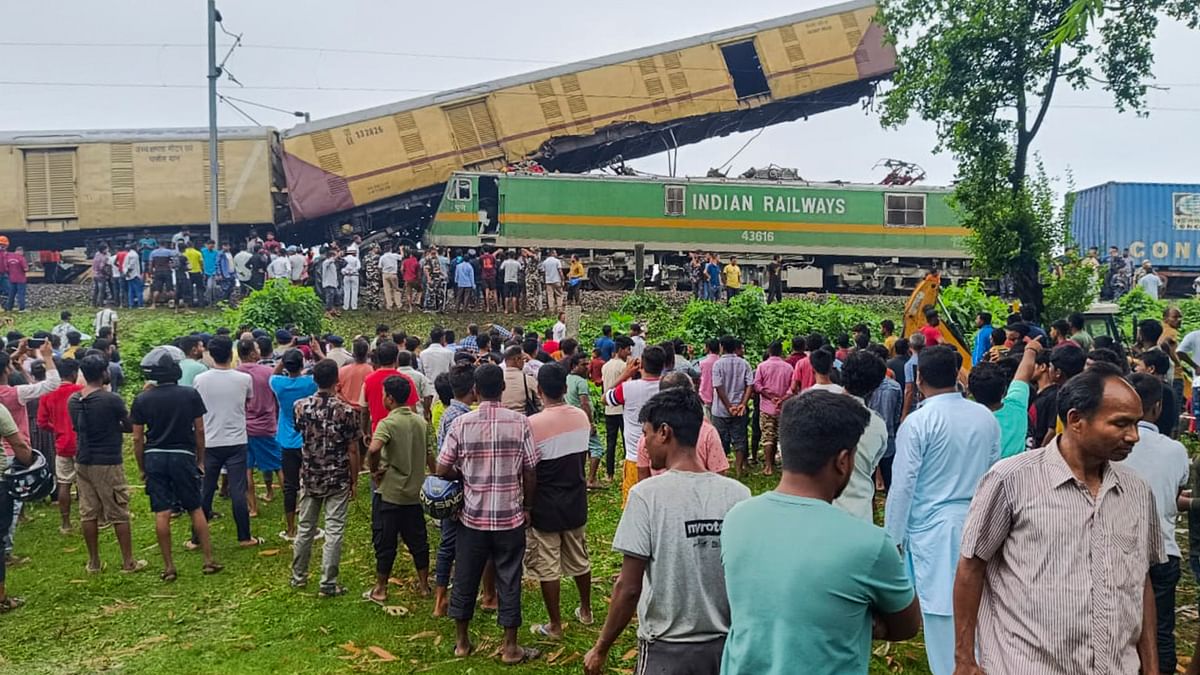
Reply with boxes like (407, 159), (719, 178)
(1027, 47), (1063, 142)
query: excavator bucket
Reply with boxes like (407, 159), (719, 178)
(901, 273), (974, 373)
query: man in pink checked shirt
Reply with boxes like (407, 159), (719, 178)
(753, 341), (794, 476)
(696, 339), (720, 420)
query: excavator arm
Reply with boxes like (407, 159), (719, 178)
(901, 273), (974, 373)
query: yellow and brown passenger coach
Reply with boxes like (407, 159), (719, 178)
(281, 0), (896, 231)
(0, 127), (281, 247)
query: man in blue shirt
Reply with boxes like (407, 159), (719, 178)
(594, 325), (616, 362)
(214, 242), (237, 303)
(720, 391), (919, 675)
(453, 255), (475, 313)
(901, 332), (925, 420)
(704, 254), (721, 301)
(971, 312), (994, 366)
(885, 346), (1000, 675)
(270, 349), (318, 541)
(201, 240), (220, 305)
(138, 230), (158, 272)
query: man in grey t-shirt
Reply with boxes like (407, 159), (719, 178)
(584, 387), (750, 675)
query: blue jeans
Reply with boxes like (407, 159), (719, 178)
(127, 277), (144, 308)
(4, 283), (25, 311)
(92, 278), (110, 306)
(435, 517), (459, 587)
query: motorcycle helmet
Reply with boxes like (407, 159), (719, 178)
(140, 345), (185, 384)
(419, 475), (464, 520)
(3, 450), (54, 502)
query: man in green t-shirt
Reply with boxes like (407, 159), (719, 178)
(718, 391), (920, 675)
(566, 354), (605, 489)
(968, 339), (1040, 458)
(365, 376), (431, 605)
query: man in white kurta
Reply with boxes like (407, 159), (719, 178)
(884, 345), (999, 675)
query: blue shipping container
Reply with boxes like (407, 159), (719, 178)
(1071, 182), (1200, 270)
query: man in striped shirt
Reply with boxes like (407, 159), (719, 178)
(955, 366), (1164, 675)
(437, 364), (540, 665)
(604, 346), (665, 507)
(526, 364), (594, 639)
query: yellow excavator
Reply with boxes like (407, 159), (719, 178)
(901, 272), (975, 372)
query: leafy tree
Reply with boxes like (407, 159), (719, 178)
(879, 0), (1200, 314)
(1051, 0), (1199, 45)
(940, 278), (1011, 346)
(1042, 251), (1101, 321)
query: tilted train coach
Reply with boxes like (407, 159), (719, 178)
(279, 0), (897, 239)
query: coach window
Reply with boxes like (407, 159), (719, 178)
(665, 185), (686, 216)
(885, 193), (926, 227)
(451, 177), (472, 201)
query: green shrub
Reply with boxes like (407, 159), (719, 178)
(118, 316), (213, 394)
(1042, 257), (1100, 323)
(233, 280), (326, 336)
(1178, 298), (1200, 336)
(940, 278), (1009, 347)
(523, 317), (555, 340)
(673, 290), (883, 363)
(1117, 287), (1166, 341)
(617, 292), (670, 320)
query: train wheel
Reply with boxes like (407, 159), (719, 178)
(590, 268), (628, 291)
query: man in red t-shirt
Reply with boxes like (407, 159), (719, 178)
(36, 359), (84, 533)
(358, 342), (417, 438)
(920, 309), (943, 347)
(480, 248), (498, 313)
(401, 251), (422, 312)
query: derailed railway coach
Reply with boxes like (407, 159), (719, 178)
(279, 0), (898, 242)
(426, 171), (970, 292)
(0, 127), (286, 267)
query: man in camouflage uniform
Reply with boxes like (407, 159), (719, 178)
(423, 247), (446, 312)
(361, 243), (383, 310)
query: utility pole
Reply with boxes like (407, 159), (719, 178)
(207, 0), (220, 244)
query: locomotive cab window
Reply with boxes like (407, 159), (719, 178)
(664, 185), (686, 216)
(450, 178), (472, 201)
(885, 193), (926, 227)
(720, 40), (771, 99)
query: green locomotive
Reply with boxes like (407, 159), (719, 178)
(426, 171), (969, 292)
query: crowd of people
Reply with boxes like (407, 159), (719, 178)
(5, 294), (1200, 673)
(75, 228), (590, 315)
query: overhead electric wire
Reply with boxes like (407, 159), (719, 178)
(3, 39), (1199, 89)
(219, 94), (304, 117)
(218, 95), (261, 125)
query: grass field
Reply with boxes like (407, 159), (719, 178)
(2, 304), (1198, 674)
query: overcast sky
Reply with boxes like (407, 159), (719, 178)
(2, 0), (1197, 197)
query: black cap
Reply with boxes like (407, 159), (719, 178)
(326, 335), (344, 346)
(281, 349), (304, 371)
(275, 329), (292, 343)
